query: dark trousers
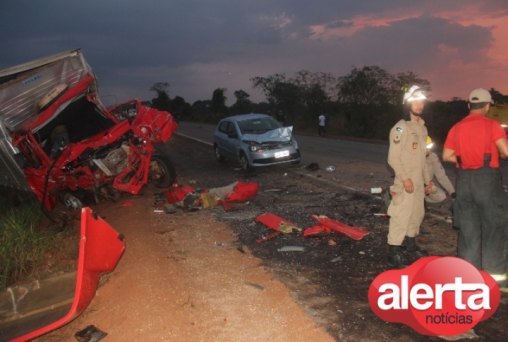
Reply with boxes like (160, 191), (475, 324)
(454, 167), (508, 275)
(318, 125), (325, 136)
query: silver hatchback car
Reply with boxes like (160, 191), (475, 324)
(213, 113), (301, 170)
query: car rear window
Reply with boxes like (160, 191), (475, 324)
(237, 117), (281, 134)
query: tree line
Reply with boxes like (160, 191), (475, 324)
(147, 66), (508, 146)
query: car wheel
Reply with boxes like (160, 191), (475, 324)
(239, 152), (251, 171)
(150, 153), (176, 188)
(214, 144), (225, 162)
(291, 150), (301, 165)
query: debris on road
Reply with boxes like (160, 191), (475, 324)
(264, 188), (284, 193)
(74, 325), (107, 342)
(255, 213), (302, 234)
(277, 246), (306, 252)
(244, 282), (265, 290)
(438, 329), (479, 341)
(163, 203), (178, 214)
(303, 215), (370, 240)
(304, 163), (320, 171)
(120, 201), (134, 208)
(330, 256), (342, 263)
(325, 165), (336, 172)
(256, 231), (282, 244)
(164, 181), (259, 211)
(255, 213), (302, 243)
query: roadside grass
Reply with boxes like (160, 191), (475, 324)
(0, 193), (47, 290)
(0, 190), (81, 290)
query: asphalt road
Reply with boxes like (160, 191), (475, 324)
(176, 121), (388, 164)
(175, 121), (508, 191)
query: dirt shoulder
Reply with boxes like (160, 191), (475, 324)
(39, 191), (334, 342)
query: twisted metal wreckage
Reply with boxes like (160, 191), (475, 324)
(0, 49), (178, 210)
(0, 49), (178, 340)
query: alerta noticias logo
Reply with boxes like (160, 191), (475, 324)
(368, 256), (501, 336)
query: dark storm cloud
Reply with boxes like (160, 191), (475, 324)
(1, 1), (507, 103)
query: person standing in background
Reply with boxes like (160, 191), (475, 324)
(318, 113), (326, 136)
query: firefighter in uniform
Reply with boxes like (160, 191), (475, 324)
(387, 85), (433, 268)
(443, 88), (508, 290)
(425, 136), (455, 204)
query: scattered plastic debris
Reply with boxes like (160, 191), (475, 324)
(256, 231), (282, 244)
(277, 246), (306, 252)
(255, 213), (302, 234)
(164, 181), (258, 211)
(244, 282), (265, 290)
(75, 325), (107, 342)
(438, 328), (479, 341)
(330, 256), (342, 263)
(304, 215), (370, 240)
(163, 204), (178, 214)
(305, 163), (320, 171)
(325, 165), (336, 172)
(328, 239), (337, 246)
(370, 187), (383, 194)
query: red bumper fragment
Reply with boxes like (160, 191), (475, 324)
(12, 208), (125, 342)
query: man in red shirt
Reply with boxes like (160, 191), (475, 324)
(443, 88), (508, 290)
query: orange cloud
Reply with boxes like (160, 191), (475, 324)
(309, 13), (418, 39)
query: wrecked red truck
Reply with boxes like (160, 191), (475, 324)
(0, 49), (177, 209)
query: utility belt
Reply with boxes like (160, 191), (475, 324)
(457, 154), (495, 171)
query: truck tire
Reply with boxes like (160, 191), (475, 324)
(150, 153), (176, 188)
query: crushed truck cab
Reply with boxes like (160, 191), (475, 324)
(0, 49), (177, 209)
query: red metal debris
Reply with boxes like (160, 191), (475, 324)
(304, 215), (369, 240)
(12, 207), (125, 342)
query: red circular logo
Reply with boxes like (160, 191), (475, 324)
(368, 256), (501, 336)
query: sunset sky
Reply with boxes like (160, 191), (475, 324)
(1, 1), (507, 105)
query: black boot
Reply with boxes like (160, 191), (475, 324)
(387, 245), (409, 269)
(405, 237), (428, 261)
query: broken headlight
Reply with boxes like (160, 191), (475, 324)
(244, 140), (263, 152)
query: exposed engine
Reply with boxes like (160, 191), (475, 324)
(92, 144), (130, 177)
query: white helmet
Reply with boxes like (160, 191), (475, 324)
(403, 85), (427, 104)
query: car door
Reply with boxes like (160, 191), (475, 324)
(226, 121), (242, 159)
(216, 120), (236, 158)
(215, 120), (228, 154)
